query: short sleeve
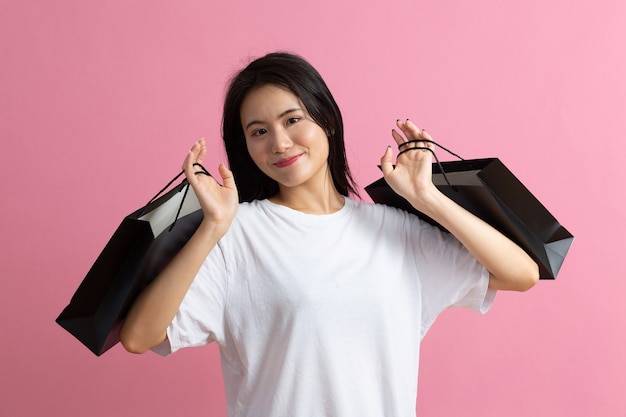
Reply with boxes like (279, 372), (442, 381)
(150, 242), (229, 356)
(411, 218), (496, 339)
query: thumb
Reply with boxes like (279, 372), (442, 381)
(380, 146), (394, 176)
(218, 163), (237, 191)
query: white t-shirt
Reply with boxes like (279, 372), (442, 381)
(153, 197), (495, 417)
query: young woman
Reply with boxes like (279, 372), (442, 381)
(120, 52), (538, 417)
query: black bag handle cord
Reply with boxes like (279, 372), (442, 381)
(138, 163), (211, 231)
(397, 139), (464, 190)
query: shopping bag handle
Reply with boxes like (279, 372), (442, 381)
(398, 139), (464, 161)
(138, 163), (211, 231)
(396, 139), (464, 191)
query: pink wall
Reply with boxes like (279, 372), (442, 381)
(1, 0), (624, 416)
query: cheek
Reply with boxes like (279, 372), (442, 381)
(316, 133), (331, 159)
(245, 141), (275, 176)
(245, 140), (263, 162)
(302, 126), (330, 153)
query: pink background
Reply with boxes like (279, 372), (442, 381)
(1, 0), (624, 416)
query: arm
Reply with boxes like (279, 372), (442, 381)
(380, 120), (539, 292)
(119, 139), (239, 354)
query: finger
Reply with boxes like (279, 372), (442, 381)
(396, 118), (420, 131)
(184, 141), (200, 166)
(398, 119), (422, 140)
(196, 138), (207, 164)
(183, 148), (195, 173)
(380, 146), (395, 176)
(391, 128), (406, 147)
(218, 163), (237, 191)
(420, 129), (435, 151)
(184, 146), (207, 185)
(401, 120), (433, 153)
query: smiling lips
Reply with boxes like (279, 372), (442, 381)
(273, 154), (302, 168)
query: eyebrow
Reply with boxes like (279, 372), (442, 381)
(244, 108), (303, 131)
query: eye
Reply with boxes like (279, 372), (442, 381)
(251, 128), (267, 137)
(286, 117), (300, 126)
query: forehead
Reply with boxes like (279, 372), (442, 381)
(240, 84), (304, 122)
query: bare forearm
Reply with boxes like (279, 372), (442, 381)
(382, 120), (538, 291)
(119, 221), (226, 353)
(410, 190), (539, 292)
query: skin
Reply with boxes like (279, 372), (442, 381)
(119, 85), (539, 354)
(381, 120), (539, 291)
(240, 85), (343, 214)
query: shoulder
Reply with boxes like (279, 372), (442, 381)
(231, 199), (275, 221)
(346, 199), (437, 244)
(349, 198), (416, 225)
(223, 200), (269, 234)
(213, 201), (270, 262)
(354, 199), (460, 250)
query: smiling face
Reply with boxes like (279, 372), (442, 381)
(240, 84), (334, 195)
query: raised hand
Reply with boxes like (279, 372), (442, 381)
(120, 140), (240, 353)
(380, 119), (439, 211)
(183, 139), (239, 234)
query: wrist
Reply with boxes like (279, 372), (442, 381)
(407, 186), (448, 219)
(196, 218), (231, 243)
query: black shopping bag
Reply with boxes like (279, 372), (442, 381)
(364, 144), (573, 279)
(56, 171), (204, 356)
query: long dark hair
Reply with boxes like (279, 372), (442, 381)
(222, 52), (359, 202)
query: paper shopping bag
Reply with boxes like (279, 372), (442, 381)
(365, 157), (573, 279)
(56, 173), (203, 356)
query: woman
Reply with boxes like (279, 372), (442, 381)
(120, 52), (538, 417)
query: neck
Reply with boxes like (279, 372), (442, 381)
(270, 185), (345, 215)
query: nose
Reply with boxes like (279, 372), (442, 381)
(271, 129), (293, 153)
